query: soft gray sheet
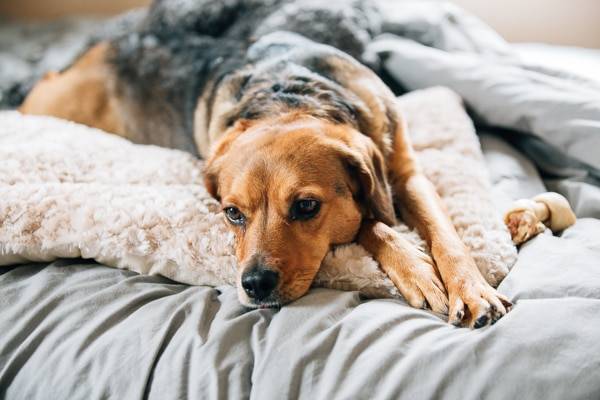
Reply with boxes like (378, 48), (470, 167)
(2, 224), (600, 399)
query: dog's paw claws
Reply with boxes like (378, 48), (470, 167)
(473, 314), (489, 329)
(395, 262), (449, 315)
(447, 279), (512, 329)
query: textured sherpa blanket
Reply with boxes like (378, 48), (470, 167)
(0, 87), (517, 298)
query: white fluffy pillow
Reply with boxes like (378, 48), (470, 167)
(0, 87), (517, 298)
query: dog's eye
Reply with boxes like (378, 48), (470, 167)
(290, 199), (321, 221)
(224, 207), (245, 225)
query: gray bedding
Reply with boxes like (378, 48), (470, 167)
(2, 1), (600, 399)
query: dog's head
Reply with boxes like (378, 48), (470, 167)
(204, 115), (395, 307)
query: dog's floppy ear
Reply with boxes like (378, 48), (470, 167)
(203, 146), (226, 201)
(336, 136), (396, 226)
(203, 120), (251, 201)
(203, 166), (220, 200)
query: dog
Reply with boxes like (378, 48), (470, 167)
(19, 0), (511, 328)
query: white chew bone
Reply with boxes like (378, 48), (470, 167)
(533, 192), (577, 232)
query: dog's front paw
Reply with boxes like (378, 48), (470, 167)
(446, 271), (512, 328)
(390, 249), (449, 315)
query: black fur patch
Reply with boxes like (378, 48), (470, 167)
(227, 67), (361, 128)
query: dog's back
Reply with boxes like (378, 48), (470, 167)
(106, 0), (383, 155)
(20, 0), (384, 156)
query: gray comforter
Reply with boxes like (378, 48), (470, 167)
(2, 1), (600, 399)
(2, 219), (600, 399)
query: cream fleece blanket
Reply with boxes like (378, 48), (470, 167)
(0, 87), (517, 298)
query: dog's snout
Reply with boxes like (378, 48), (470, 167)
(241, 266), (279, 301)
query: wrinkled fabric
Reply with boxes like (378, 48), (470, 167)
(2, 218), (600, 399)
(369, 36), (600, 173)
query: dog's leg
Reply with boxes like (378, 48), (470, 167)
(388, 121), (512, 328)
(357, 220), (449, 314)
(20, 42), (126, 138)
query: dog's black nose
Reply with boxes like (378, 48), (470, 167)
(241, 267), (279, 301)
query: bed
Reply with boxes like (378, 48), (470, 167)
(1, 1), (600, 399)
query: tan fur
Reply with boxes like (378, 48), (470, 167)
(357, 220), (448, 313)
(19, 43), (130, 140)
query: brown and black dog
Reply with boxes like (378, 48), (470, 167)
(20, 0), (511, 328)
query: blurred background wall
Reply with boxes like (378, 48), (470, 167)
(0, 0), (148, 19)
(451, 0), (600, 48)
(0, 0), (599, 48)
